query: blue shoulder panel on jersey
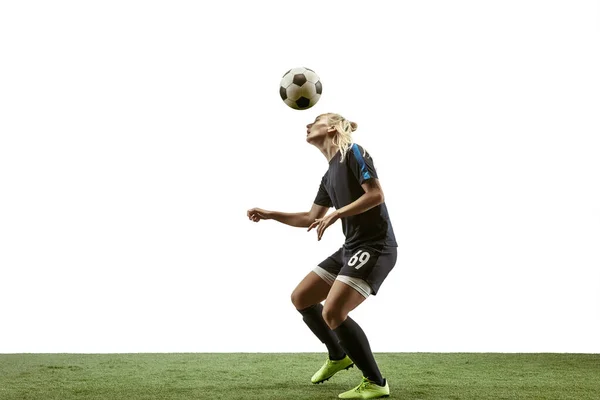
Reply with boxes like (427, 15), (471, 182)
(351, 143), (371, 181)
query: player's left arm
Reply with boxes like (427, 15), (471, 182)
(335, 178), (384, 219)
(308, 178), (384, 240)
(308, 146), (384, 240)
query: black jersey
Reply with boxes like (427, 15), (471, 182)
(314, 143), (398, 249)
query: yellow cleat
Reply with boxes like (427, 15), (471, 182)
(338, 376), (390, 399)
(311, 355), (354, 384)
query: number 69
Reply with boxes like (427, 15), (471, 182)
(348, 250), (371, 270)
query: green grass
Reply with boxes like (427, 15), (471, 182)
(1, 353), (598, 400)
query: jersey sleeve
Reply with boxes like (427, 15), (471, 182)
(347, 144), (378, 185)
(314, 175), (332, 207)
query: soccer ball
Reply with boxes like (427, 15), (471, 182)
(279, 67), (322, 110)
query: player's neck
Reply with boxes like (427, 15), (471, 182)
(317, 142), (339, 164)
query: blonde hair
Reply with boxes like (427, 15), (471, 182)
(325, 113), (360, 163)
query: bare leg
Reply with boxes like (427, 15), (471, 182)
(291, 271), (331, 310)
(321, 280), (367, 330)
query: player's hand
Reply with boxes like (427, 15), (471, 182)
(307, 211), (340, 241)
(247, 208), (270, 222)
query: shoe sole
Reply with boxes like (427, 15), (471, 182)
(338, 392), (389, 399)
(312, 363), (354, 384)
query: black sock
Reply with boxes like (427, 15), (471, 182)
(298, 303), (346, 360)
(334, 316), (384, 386)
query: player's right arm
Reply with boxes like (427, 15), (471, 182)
(247, 203), (329, 228)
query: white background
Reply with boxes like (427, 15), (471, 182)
(1, 1), (599, 353)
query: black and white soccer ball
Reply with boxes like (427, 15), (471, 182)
(279, 67), (322, 110)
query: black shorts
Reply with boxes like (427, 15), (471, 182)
(317, 244), (397, 296)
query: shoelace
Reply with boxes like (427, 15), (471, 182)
(355, 377), (371, 392)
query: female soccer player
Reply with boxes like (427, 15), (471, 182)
(247, 113), (397, 399)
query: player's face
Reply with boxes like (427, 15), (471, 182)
(306, 114), (332, 142)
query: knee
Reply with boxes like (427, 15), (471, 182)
(291, 289), (307, 310)
(322, 306), (346, 330)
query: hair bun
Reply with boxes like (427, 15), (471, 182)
(350, 121), (358, 132)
